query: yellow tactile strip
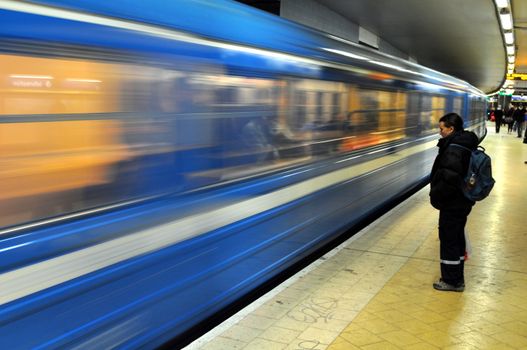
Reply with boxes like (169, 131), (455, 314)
(328, 128), (527, 350)
(328, 259), (527, 349)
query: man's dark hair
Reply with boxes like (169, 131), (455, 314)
(439, 113), (464, 131)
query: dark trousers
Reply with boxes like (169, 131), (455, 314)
(438, 207), (471, 285)
(517, 121), (524, 137)
(495, 120), (501, 133)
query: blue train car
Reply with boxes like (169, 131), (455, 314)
(0, 0), (486, 348)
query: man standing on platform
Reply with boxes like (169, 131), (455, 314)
(429, 113), (478, 292)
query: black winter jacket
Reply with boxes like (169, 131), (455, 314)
(513, 108), (525, 123)
(429, 130), (479, 210)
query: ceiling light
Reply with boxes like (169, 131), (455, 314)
(508, 63), (515, 70)
(495, 0), (509, 8)
(506, 45), (515, 55)
(9, 74), (54, 79)
(508, 68), (514, 74)
(508, 55), (515, 63)
(500, 12), (513, 30)
(504, 31), (514, 44)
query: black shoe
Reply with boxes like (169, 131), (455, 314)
(433, 279), (464, 292)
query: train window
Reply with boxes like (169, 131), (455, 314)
(419, 94), (446, 132)
(216, 86), (238, 105)
(415, 91), (462, 135)
(406, 92), (421, 134)
(340, 87), (410, 152)
(306, 91), (317, 122)
(332, 93), (341, 117)
(421, 95), (431, 110)
(0, 54), (121, 115)
(187, 74), (215, 111)
(364, 90), (407, 142)
(121, 76), (154, 113)
(419, 94), (432, 130)
(238, 87), (254, 104)
(255, 88), (270, 105)
(453, 96), (463, 116)
(0, 53), (134, 228)
(209, 76), (279, 109)
(389, 91), (407, 137)
(352, 89), (379, 133)
(292, 90), (307, 129)
(358, 89), (379, 110)
(431, 96), (446, 127)
(288, 79), (348, 127)
(467, 96), (485, 125)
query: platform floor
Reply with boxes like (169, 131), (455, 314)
(185, 124), (527, 350)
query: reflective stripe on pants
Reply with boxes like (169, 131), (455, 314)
(438, 207), (471, 285)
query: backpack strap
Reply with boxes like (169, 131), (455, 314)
(450, 143), (485, 153)
(449, 143), (472, 152)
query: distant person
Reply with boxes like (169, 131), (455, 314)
(494, 106), (504, 133)
(505, 105), (515, 134)
(513, 105), (525, 138)
(503, 106), (514, 134)
(429, 113), (478, 292)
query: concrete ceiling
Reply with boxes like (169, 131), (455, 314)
(237, 0), (518, 95)
(315, 0), (507, 94)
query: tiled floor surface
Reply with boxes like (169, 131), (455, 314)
(186, 124), (527, 350)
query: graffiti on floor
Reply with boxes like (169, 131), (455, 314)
(286, 297), (338, 323)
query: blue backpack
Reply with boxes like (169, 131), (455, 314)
(450, 144), (495, 201)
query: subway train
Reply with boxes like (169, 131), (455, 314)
(0, 0), (487, 348)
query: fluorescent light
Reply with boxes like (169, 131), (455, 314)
(508, 55), (515, 63)
(495, 0), (509, 8)
(506, 45), (515, 55)
(500, 13), (513, 30)
(508, 68), (514, 74)
(508, 63), (515, 70)
(9, 74), (53, 79)
(504, 31), (514, 44)
(65, 78), (102, 83)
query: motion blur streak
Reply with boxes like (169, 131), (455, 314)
(0, 0), (486, 348)
(0, 137), (436, 306)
